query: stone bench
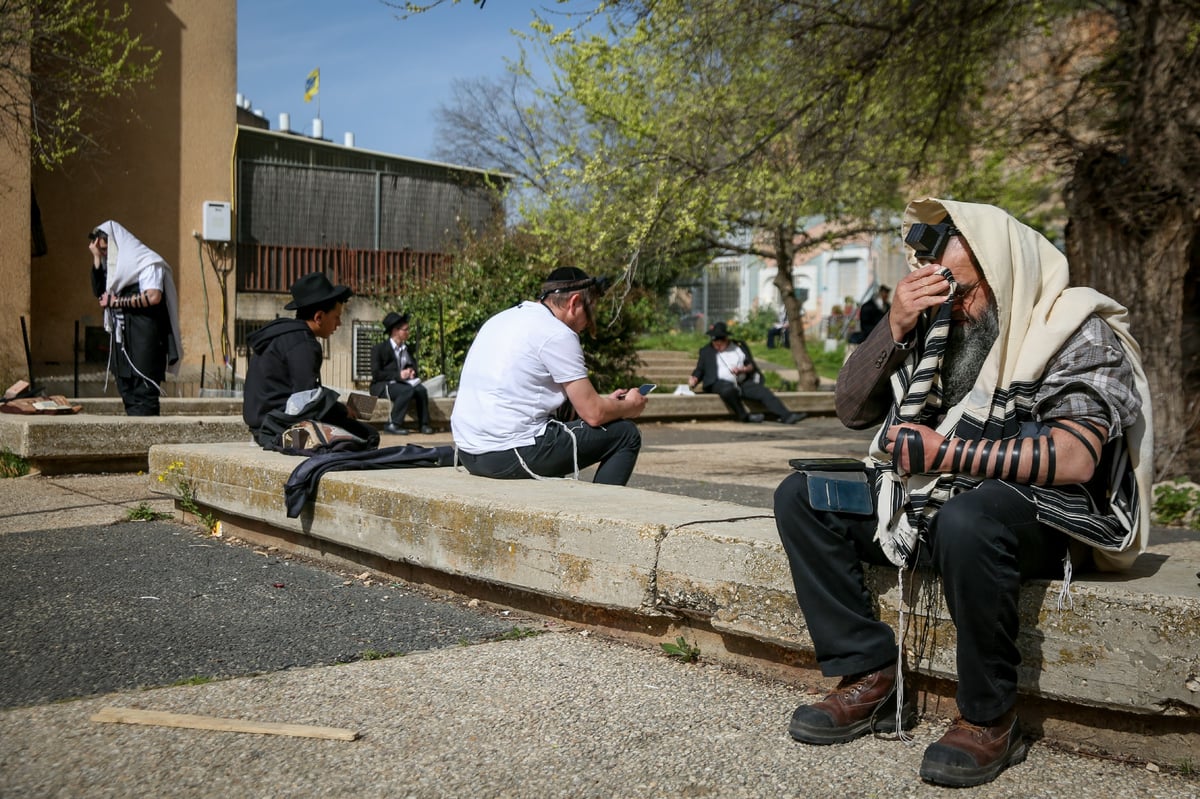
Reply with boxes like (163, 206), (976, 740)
(147, 441), (1200, 763)
(0, 391), (836, 474)
(70, 390), (836, 425)
(0, 414), (249, 474)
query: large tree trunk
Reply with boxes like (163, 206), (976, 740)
(770, 225), (820, 390)
(1065, 150), (1197, 479)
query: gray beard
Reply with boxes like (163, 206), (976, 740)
(940, 304), (1000, 407)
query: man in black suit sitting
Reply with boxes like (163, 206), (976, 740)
(369, 312), (433, 435)
(688, 321), (805, 424)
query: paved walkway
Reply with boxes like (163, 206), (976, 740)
(1, 421), (1197, 798)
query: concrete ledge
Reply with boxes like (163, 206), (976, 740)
(59, 397), (244, 416)
(0, 391), (835, 475)
(0, 414), (249, 474)
(49, 390), (835, 425)
(148, 442), (1199, 761)
(379, 392), (836, 426)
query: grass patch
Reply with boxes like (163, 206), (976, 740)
(660, 635), (701, 663)
(492, 625), (545, 641)
(126, 502), (172, 522)
(170, 675), (217, 687)
(0, 447), (30, 478)
(1152, 478), (1200, 529)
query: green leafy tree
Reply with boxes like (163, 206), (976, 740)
(0, 0), (160, 171)
(483, 1), (1059, 389)
(426, 0), (1200, 473)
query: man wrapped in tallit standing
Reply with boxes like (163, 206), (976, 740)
(774, 198), (1153, 787)
(89, 221), (183, 415)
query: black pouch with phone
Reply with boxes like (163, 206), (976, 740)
(789, 457), (875, 515)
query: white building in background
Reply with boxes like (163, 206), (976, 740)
(682, 224), (910, 342)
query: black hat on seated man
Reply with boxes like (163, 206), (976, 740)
(381, 311), (409, 333)
(284, 272), (353, 310)
(540, 266), (609, 298)
(707, 321), (731, 340)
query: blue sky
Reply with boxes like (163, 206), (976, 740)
(237, 1), (557, 161)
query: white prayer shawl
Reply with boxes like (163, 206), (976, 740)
(95, 220), (184, 377)
(870, 199), (1154, 572)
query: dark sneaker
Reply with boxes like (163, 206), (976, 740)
(743, 413), (765, 423)
(383, 424), (409, 435)
(919, 712), (1027, 787)
(419, 425), (435, 435)
(788, 665), (915, 745)
(780, 412), (807, 424)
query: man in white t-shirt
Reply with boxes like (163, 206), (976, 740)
(451, 267), (647, 485)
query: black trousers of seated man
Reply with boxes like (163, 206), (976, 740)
(708, 378), (791, 422)
(374, 381), (430, 430)
(774, 473), (1070, 724)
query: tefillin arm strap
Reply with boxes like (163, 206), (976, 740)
(110, 291), (151, 310)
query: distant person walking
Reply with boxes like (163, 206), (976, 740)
(88, 221), (182, 416)
(849, 285), (891, 344)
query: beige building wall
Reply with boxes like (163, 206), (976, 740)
(0, 33), (31, 387)
(19, 0), (236, 391)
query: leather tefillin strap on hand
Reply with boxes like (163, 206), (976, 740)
(892, 427), (925, 475)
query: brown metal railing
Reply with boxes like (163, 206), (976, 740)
(237, 243), (453, 295)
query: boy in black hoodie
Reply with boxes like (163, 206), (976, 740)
(242, 272), (377, 449)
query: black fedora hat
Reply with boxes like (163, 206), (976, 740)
(284, 272), (353, 310)
(707, 321), (731, 339)
(381, 311), (409, 333)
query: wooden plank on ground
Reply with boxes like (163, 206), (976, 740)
(90, 707), (360, 741)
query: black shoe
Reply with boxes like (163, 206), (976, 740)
(743, 413), (765, 423)
(780, 412), (807, 425)
(919, 712), (1027, 787)
(383, 423), (409, 435)
(419, 425), (435, 435)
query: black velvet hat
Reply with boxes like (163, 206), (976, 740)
(706, 321), (731, 339)
(381, 311), (409, 333)
(284, 272), (353, 310)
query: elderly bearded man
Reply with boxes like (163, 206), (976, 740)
(773, 198), (1153, 787)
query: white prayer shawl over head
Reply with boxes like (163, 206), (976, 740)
(94, 220), (184, 377)
(869, 198), (1153, 572)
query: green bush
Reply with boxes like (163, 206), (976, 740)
(1152, 478), (1200, 527)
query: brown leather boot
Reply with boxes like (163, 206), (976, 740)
(788, 664), (915, 744)
(919, 711), (1027, 787)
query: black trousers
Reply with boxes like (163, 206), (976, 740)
(709, 379), (791, 421)
(774, 473), (1068, 722)
(458, 418), (642, 486)
(112, 311), (168, 416)
(375, 381), (430, 428)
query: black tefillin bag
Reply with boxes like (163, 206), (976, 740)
(788, 457), (875, 515)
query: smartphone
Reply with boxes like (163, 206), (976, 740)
(788, 457), (866, 472)
(638, 383), (657, 395)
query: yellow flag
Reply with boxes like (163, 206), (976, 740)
(304, 68), (320, 103)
